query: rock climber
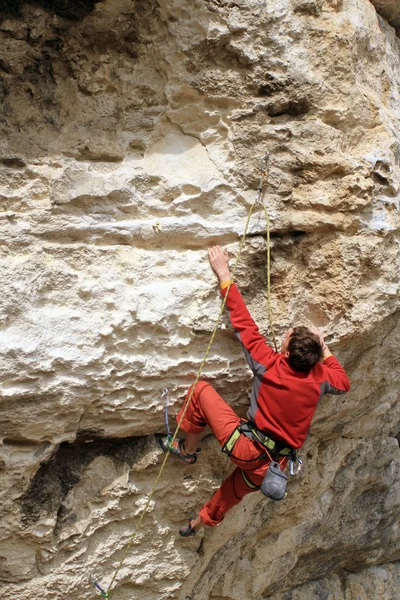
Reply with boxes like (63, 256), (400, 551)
(159, 245), (351, 536)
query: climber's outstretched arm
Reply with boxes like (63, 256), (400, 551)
(208, 246), (276, 372)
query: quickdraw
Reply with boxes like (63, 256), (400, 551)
(161, 388), (172, 446)
(89, 575), (109, 598)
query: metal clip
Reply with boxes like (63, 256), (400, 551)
(260, 151), (270, 172)
(161, 388), (172, 440)
(289, 458), (303, 477)
(153, 221), (162, 232)
(89, 575), (109, 598)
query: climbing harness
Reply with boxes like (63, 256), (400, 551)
(222, 420), (300, 501)
(95, 151), (277, 598)
(241, 470), (259, 489)
(245, 422), (292, 456)
(222, 420), (296, 458)
(248, 421), (292, 456)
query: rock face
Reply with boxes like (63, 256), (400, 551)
(371, 0), (400, 34)
(0, 0), (399, 599)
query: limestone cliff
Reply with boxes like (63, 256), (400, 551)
(0, 1), (399, 599)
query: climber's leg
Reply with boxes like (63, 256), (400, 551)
(176, 381), (241, 454)
(196, 467), (264, 531)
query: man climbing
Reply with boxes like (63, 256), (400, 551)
(160, 245), (350, 536)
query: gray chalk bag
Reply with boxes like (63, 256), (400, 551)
(261, 461), (288, 501)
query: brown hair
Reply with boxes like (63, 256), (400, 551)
(287, 326), (323, 372)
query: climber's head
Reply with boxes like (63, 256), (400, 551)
(281, 327), (323, 372)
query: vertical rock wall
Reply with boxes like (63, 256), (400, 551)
(0, 0), (399, 598)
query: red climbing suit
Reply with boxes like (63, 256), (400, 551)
(177, 283), (351, 527)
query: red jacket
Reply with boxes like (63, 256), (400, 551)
(221, 284), (350, 449)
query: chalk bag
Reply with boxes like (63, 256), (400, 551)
(260, 461), (288, 501)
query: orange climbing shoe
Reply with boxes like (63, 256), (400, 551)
(179, 517), (198, 537)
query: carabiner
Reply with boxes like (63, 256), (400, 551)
(160, 388), (169, 403)
(289, 457), (303, 477)
(260, 151), (270, 172)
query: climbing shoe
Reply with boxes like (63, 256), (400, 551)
(156, 436), (200, 465)
(179, 518), (198, 537)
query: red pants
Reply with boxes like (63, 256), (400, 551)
(176, 381), (287, 527)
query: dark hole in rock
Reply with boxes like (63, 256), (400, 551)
(258, 84), (275, 97)
(0, 0), (21, 16)
(291, 230), (307, 238)
(373, 171), (391, 186)
(3, 437), (51, 450)
(269, 230), (307, 239)
(267, 97), (310, 118)
(293, 1), (322, 17)
(395, 431), (400, 446)
(0, 59), (11, 74)
(0, 0), (103, 21)
(20, 433), (148, 528)
(0, 158), (26, 169)
(257, 74), (286, 97)
(0, 77), (9, 99)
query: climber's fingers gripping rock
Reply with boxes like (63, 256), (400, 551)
(207, 245), (231, 283)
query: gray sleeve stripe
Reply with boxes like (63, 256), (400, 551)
(237, 331), (268, 375)
(320, 381), (347, 399)
(247, 375), (263, 423)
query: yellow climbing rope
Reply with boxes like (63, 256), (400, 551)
(104, 154), (275, 598)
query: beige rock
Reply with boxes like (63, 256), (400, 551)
(0, 0), (399, 599)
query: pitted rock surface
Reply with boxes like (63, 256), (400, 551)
(0, 1), (399, 599)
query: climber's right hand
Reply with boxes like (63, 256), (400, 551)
(207, 245), (231, 283)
